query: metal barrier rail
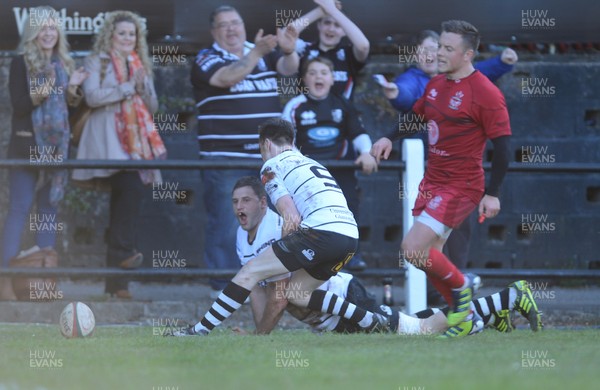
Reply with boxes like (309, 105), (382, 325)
(1, 159), (600, 172)
(1, 157), (599, 311)
(1, 267), (599, 280)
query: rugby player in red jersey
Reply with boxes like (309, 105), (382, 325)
(371, 20), (531, 337)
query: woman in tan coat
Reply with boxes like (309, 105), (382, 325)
(73, 10), (166, 299)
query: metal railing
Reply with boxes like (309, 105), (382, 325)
(1, 267), (599, 280)
(1, 158), (600, 172)
(1, 158), (599, 289)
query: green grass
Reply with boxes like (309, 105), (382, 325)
(0, 324), (598, 390)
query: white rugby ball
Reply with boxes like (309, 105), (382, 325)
(59, 302), (95, 338)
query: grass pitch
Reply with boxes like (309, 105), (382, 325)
(0, 324), (598, 390)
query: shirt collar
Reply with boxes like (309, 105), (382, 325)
(212, 41), (255, 60)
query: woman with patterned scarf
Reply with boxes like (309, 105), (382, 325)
(73, 10), (166, 299)
(0, 6), (88, 300)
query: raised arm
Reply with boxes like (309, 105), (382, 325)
(315, 0), (369, 62)
(276, 25), (300, 76)
(209, 30), (278, 88)
(289, 7), (323, 35)
(288, 1), (341, 35)
(475, 48), (518, 82)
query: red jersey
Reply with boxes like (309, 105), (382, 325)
(413, 70), (511, 202)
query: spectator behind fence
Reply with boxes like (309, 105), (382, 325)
(290, 0), (369, 101)
(282, 56), (376, 271)
(72, 10), (166, 299)
(382, 30), (518, 115)
(0, 6), (88, 300)
(191, 5), (299, 295)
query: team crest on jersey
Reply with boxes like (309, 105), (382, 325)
(308, 50), (320, 60)
(427, 88), (438, 100)
(428, 195), (443, 210)
(301, 110), (317, 125)
(449, 91), (464, 110)
(331, 109), (343, 123)
(336, 49), (346, 61)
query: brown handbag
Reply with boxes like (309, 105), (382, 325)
(70, 57), (110, 146)
(9, 246), (59, 301)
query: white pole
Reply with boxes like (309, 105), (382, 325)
(402, 139), (427, 314)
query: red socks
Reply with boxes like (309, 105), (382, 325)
(425, 249), (465, 305)
(428, 275), (453, 305)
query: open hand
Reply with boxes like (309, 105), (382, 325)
(277, 24), (299, 55)
(254, 29), (278, 57)
(69, 66), (89, 86)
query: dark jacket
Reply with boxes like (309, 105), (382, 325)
(8, 55), (36, 159)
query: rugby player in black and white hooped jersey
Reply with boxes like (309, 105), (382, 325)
(174, 118), (394, 336)
(282, 56), (376, 271)
(230, 176), (532, 336)
(232, 176), (288, 330)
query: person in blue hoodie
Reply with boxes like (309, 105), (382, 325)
(382, 29), (518, 114)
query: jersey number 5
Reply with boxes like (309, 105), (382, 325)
(310, 166), (340, 189)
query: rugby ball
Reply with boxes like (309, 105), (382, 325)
(59, 302), (95, 338)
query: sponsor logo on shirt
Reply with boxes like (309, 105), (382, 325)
(306, 126), (340, 148)
(302, 248), (315, 261)
(199, 55), (225, 72)
(256, 239), (277, 256)
(301, 110), (317, 126)
(308, 50), (320, 60)
(427, 88), (438, 100)
(449, 91), (464, 110)
(333, 70), (348, 82)
(428, 120), (439, 145)
(331, 109), (343, 123)
(230, 77), (278, 93)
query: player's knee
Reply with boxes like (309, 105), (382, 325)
(401, 240), (429, 265)
(286, 290), (311, 308)
(234, 264), (261, 288)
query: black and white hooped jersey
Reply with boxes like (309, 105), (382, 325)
(260, 149), (358, 238)
(282, 93), (366, 160)
(236, 208), (283, 266)
(191, 41), (282, 158)
(236, 208), (290, 283)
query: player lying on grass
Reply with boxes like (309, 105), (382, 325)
(174, 118), (395, 336)
(230, 176), (542, 337)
